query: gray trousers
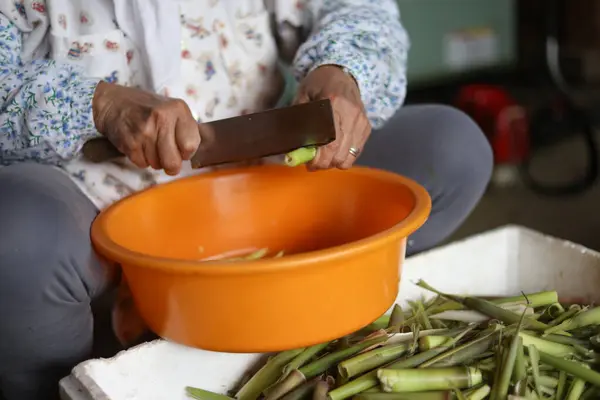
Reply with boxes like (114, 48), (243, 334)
(0, 105), (492, 400)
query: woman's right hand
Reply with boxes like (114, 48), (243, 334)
(92, 82), (203, 175)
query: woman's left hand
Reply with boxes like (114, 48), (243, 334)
(295, 65), (372, 170)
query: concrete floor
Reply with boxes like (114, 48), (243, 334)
(447, 132), (600, 250)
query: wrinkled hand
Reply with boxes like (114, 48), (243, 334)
(295, 66), (371, 170)
(92, 82), (205, 175)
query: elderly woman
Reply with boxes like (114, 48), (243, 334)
(0, 0), (492, 399)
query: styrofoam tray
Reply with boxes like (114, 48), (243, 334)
(60, 225), (600, 400)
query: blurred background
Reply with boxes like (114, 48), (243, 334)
(400, 0), (600, 248)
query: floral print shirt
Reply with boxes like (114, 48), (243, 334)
(0, 0), (409, 209)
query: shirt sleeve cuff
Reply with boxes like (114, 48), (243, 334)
(296, 49), (373, 108)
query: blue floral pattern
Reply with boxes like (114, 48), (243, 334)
(295, 0), (409, 129)
(0, 14), (100, 166)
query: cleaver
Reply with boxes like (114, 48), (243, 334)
(82, 99), (336, 168)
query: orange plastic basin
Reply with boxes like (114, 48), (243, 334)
(91, 165), (431, 352)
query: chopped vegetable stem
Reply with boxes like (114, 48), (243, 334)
(300, 336), (386, 379)
(283, 343), (331, 378)
(566, 378), (586, 400)
(537, 351), (600, 387)
(284, 147), (317, 167)
(186, 387), (235, 400)
(236, 348), (305, 400)
(338, 343), (409, 380)
(377, 367), (482, 393)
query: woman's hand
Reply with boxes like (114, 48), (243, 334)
(295, 66), (372, 170)
(92, 82), (204, 175)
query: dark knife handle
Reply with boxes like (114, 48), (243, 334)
(81, 137), (125, 163)
(81, 132), (210, 164)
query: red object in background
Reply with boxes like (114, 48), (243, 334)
(455, 84), (530, 165)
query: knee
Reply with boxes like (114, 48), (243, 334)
(425, 105), (493, 189)
(0, 164), (94, 305)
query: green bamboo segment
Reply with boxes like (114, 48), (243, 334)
(545, 306), (600, 334)
(236, 349), (305, 400)
(465, 384), (490, 400)
(377, 367), (482, 393)
(518, 332), (575, 357)
(492, 324), (523, 400)
(417, 336), (448, 352)
(280, 379), (320, 400)
(338, 343), (409, 380)
(537, 352), (600, 386)
(284, 147), (317, 167)
(300, 336), (387, 379)
(328, 341), (455, 400)
(581, 386), (600, 400)
(548, 305), (582, 327)
(282, 343), (331, 378)
(354, 393), (451, 400)
(556, 371), (568, 400)
(312, 379), (332, 400)
(566, 378), (586, 400)
(264, 370), (306, 400)
(428, 291), (558, 315)
(416, 281), (561, 334)
(186, 387), (235, 400)
(512, 337), (526, 384)
(419, 327), (499, 368)
(387, 304), (404, 331)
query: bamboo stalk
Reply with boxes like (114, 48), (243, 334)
(280, 379), (320, 400)
(542, 332), (587, 347)
(416, 301), (433, 330)
(545, 306), (600, 335)
(545, 302), (565, 319)
(492, 325), (524, 400)
(328, 331), (472, 400)
(512, 337), (526, 384)
(386, 329), (453, 346)
(418, 336), (448, 352)
(388, 305), (404, 331)
(300, 336), (387, 379)
(566, 378), (586, 400)
(416, 281), (559, 333)
(265, 370), (306, 400)
(581, 386), (600, 400)
(538, 375), (558, 388)
(427, 291), (558, 314)
(283, 343), (331, 378)
(353, 393), (451, 400)
(430, 305), (531, 324)
(185, 387), (235, 400)
(338, 343), (409, 380)
(528, 345), (543, 398)
(537, 351), (600, 386)
(453, 389), (467, 400)
(511, 379), (527, 397)
(236, 348), (305, 400)
(312, 378), (333, 400)
(465, 385), (490, 400)
(419, 327), (500, 368)
(284, 147), (317, 167)
(556, 371), (567, 400)
(548, 305), (582, 327)
(518, 332), (575, 357)
(377, 367), (483, 393)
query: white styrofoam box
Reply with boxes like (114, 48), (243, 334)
(60, 225), (600, 400)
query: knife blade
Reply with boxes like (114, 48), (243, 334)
(81, 99), (336, 168)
